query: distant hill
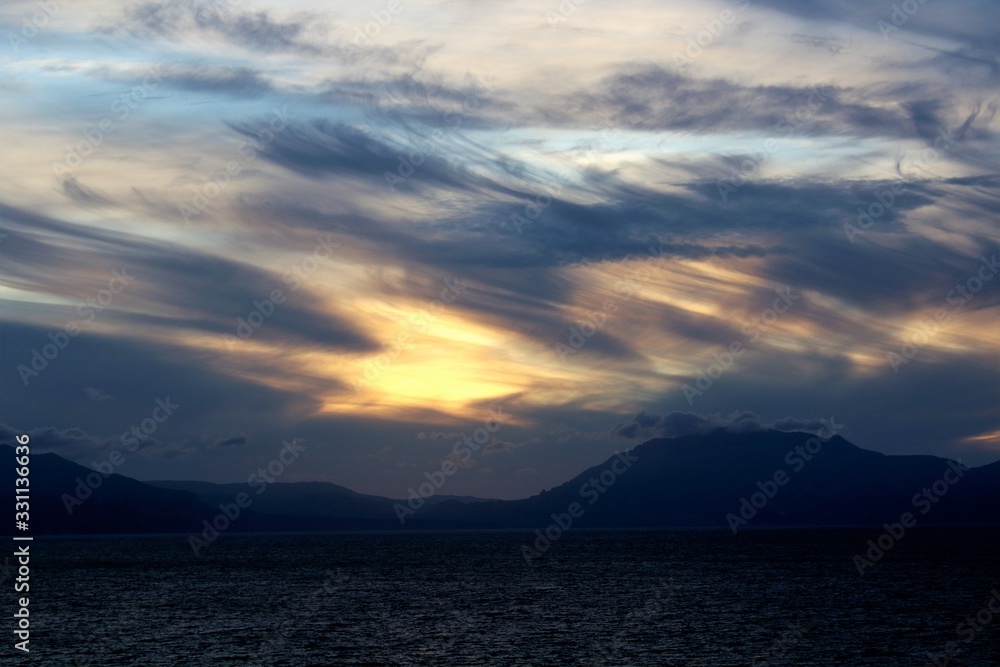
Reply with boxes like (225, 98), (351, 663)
(146, 478), (406, 530)
(418, 429), (1000, 531)
(0, 447), (215, 534)
(4, 430), (999, 535)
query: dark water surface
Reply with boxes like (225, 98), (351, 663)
(13, 528), (1000, 665)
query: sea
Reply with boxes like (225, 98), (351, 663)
(12, 528), (1000, 666)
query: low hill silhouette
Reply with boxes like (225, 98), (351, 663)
(4, 430), (998, 535)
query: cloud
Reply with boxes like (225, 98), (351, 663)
(84, 387), (113, 402)
(0, 421), (115, 458)
(236, 117), (498, 195)
(211, 434), (249, 448)
(611, 410), (839, 440)
(85, 61), (275, 97)
(61, 177), (112, 206)
(753, 0), (1000, 51)
(769, 416), (835, 433)
(528, 64), (912, 139)
(156, 65), (274, 96)
(417, 431), (464, 441)
(0, 201), (378, 354)
(2, 0), (997, 496)
(110, 0), (328, 56)
(481, 439), (520, 457)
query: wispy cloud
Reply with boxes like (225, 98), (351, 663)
(0, 0), (996, 496)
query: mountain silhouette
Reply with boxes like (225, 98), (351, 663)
(1, 448), (213, 534)
(4, 430), (998, 535)
(419, 429), (997, 531)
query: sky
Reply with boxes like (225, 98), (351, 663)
(0, 0), (998, 500)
